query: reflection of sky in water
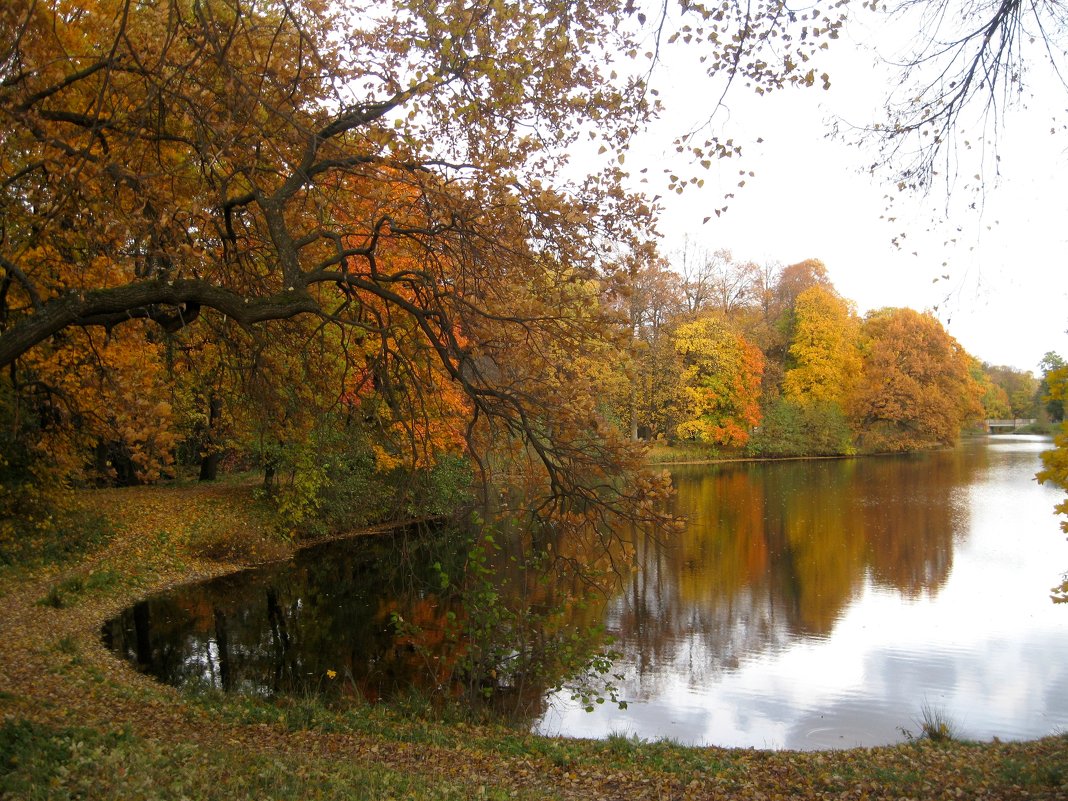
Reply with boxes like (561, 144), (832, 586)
(535, 437), (1068, 749)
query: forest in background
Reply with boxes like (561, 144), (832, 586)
(4, 232), (1066, 550)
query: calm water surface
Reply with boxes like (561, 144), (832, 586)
(537, 435), (1068, 748)
(104, 436), (1068, 749)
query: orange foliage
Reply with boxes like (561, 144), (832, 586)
(851, 308), (982, 452)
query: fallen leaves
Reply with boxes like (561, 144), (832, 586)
(2, 484), (1068, 800)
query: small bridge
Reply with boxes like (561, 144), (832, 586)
(985, 418), (1036, 433)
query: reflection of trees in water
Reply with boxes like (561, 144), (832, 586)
(101, 448), (992, 714)
(102, 531), (464, 702)
(859, 448), (981, 598)
(101, 522), (615, 720)
(608, 541), (794, 699)
(608, 451), (980, 692)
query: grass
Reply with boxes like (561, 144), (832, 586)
(37, 568), (122, 608)
(0, 718), (531, 801)
(917, 701), (960, 743)
(644, 441), (726, 464)
(2, 482), (1068, 800)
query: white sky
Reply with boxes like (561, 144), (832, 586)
(625, 10), (1068, 373)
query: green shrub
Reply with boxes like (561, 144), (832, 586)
(268, 422), (474, 539)
(748, 399), (854, 457)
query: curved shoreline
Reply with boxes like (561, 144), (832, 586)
(2, 481), (1066, 800)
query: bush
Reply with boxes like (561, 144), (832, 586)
(268, 424), (474, 539)
(748, 399), (854, 457)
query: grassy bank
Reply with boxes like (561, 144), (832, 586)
(2, 483), (1067, 800)
(645, 441), (737, 464)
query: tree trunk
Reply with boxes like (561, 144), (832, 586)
(263, 461), (277, 495)
(630, 379), (639, 441)
(198, 394), (223, 481)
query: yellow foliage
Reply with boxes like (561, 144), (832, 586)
(783, 285), (861, 408)
(672, 317), (764, 447)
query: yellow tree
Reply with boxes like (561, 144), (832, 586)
(969, 358), (1011, 421)
(672, 317), (764, 447)
(782, 285), (861, 408)
(850, 308), (983, 452)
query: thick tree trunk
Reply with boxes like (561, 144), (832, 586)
(263, 461), (277, 495)
(198, 394), (223, 482)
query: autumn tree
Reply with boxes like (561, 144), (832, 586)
(600, 246), (683, 441)
(850, 308), (982, 452)
(0, 0), (704, 533)
(749, 258), (835, 401)
(983, 364), (1039, 420)
(782, 285), (861, 408)
(1039, 352), (1067, 424)
(672, 316), (764, 448)
(745, 284), (861, 456)
(1039, 361), (1068, 600)
(969, 359), (1011, 421)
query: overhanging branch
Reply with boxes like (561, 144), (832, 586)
(0, 278), (319, 368)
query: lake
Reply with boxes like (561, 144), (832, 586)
(103, 435), (1068, 750)
(537, 435), (1068, 748)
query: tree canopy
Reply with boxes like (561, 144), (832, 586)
(3, 0), (1057, 534)
(850, 307), (982, 452)
(1, 0), (680, 519)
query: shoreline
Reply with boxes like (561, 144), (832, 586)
(2, 482), (1066, 800)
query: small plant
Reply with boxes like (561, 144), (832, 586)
(84, 568), (120, 591)
(901, 701), (959, 743)
(605, 730), (645, 756)
(38, 584), (68, 608)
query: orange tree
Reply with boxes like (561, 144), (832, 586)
(850, 307), (982, 452)
(0, 0), (664, 522)
(0, 0), (855, 532)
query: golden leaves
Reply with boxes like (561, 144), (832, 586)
(783, 285), (862, 408)
(672, 316), (764, 447)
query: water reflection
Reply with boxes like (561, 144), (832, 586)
(103, 437), (1068, 749)
(611, 449), (975, 693)
(540, 436), (1068, 748)
(103, 533), (435, 700)
(102, 523), (617, 717)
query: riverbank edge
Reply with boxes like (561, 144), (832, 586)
(1, 482), (1067, 801)
(644, 431), (1054, 467)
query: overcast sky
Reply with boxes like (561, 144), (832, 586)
(627, 10), (1068, 374)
